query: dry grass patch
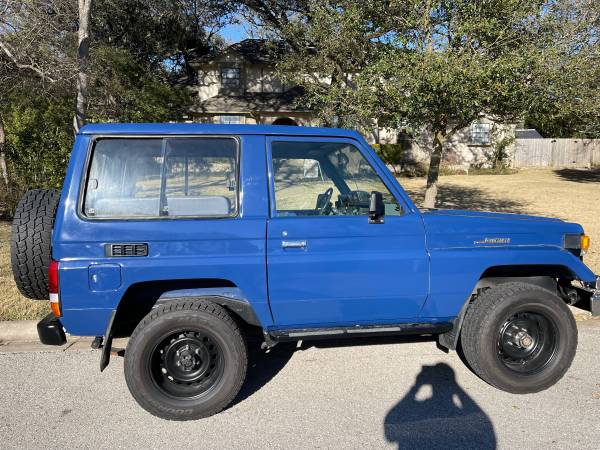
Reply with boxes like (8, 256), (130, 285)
(0, 167), (598, 321)
(399, 168), (599, 274)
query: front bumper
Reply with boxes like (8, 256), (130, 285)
(37, 313), (67, 346)
(576, 276), (600, 316)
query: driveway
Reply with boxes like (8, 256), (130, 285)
(1, 321), (599, 449)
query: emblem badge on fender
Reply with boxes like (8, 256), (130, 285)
(474, 237), (511, 245)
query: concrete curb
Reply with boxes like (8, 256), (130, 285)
(0, 320), (39, 343)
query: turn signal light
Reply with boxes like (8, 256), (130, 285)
(581, 235), (590, 254)
(50, 300), (61, 318)
(48, 260), (61, 317)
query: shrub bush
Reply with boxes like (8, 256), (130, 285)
(0, 94), (73, 216)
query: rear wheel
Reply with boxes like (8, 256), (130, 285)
(124, 300), (247, 420)
(460, 282), (577, 394)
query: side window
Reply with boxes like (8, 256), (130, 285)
(164, 138), (237, 216)
(84, 139), (163, 217)
(271, 141), (402, 217)
(83, 137), (238, 218)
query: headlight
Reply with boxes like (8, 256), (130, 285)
(565, 233), (590, 256)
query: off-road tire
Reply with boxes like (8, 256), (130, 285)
(461, 282), (577, 394)
(124, 299), (247, 420)
(10, 189), (61, 300)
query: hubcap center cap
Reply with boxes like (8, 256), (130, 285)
(519, 333), (533, 348)
(175, 345), (201, 371)
(513, 330), (535, 349)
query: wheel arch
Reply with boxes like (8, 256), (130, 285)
(99, 279), (264, 371)
(438, 264), (581, 351)
(110, 279), (263, 339)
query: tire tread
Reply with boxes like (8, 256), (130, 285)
(10, 189), (60, 300)
(461, 282), (576, 393)
(125, 298), (247, 420)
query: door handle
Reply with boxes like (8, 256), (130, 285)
(282, 240), (308, 249)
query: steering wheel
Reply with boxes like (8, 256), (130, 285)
(316, 187), (334, 215)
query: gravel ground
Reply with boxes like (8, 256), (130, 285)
(0, 321), (599, 449)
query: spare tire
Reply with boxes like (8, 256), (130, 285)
(10, 189), (61, 300)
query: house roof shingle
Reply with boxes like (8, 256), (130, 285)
(190, 86), (307, 114)
(191, 39), (286, 65)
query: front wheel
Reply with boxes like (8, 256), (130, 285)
(460, 282), (577, 394)
(124, 300), (247, 420)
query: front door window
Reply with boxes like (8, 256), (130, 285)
(271, 141), (402, 217)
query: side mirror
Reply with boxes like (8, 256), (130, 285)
(369, 191), (385, 224)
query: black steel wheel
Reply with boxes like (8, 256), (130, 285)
(150, 330), (224, 399)
(497, 311), (558, 374)
(125, 299), (247, 420)
(461, 282), (577, 394)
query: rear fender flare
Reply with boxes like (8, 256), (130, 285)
(156, 287), (262, 327)
(99, 287), (262, 372)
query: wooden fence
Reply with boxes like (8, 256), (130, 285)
(513, 138), (600, 168)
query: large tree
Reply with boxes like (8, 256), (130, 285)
(93, 1), (233, 77)
(525, 0), (600, 138)
(249, 0), (591, 208)
(0, 1), (77, 197)
(74, 0), (92, 132)
(0, 0), (232, 214)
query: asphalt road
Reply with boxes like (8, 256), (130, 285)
(1, 322), (599, 450)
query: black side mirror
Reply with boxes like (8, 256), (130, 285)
(369, 191), (385, 224)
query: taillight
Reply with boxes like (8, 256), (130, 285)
(48, 260), (61, 317)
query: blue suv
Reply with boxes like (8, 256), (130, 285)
(10, 124), (599, 420)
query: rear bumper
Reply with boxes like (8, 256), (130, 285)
(37, 313), (67, 346)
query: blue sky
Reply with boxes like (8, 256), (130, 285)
(220, 22), (251, 43)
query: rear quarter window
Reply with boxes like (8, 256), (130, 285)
(82, 137), (239, 219)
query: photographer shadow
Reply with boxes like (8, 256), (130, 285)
(384, 363), (496, 449)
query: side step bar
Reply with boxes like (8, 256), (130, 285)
(268, 322), (453, 342)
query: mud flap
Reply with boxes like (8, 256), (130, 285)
(100, 310), (116, 372)
(438, 300), (470, 351)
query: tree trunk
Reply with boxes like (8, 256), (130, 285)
(0, 119), (8, 187)
(423, 129), (446, 209)
(73, 0), (92, 133)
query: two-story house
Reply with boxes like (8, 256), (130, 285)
(188, 39), (520, 170)
(188, 39), (314, 126)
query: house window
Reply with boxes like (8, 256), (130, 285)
(219, 115), (243, 125)
(221, 67), (240, 88)
(471, 123), (491, 145)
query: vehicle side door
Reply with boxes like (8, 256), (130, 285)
(265, 136), (429, 328)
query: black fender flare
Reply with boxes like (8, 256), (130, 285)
(100, 289), (262, 371)
(156, 294), (262, 327)
(437, 275), (560, 351)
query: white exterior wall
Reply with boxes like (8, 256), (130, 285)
(261, 67), (284, 93)
(197, 67), (220, 102)
(408, 120), (517, 169)
(197, 60), (285, 97)
(245, 65), (262, 92)
(364, 118), (517, 169)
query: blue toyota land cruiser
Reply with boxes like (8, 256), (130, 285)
(10, 124), (599, 420)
